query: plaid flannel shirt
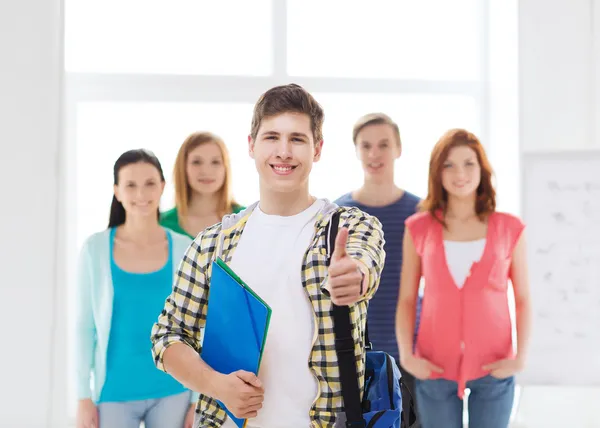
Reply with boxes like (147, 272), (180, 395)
(151, 202), (385, 427)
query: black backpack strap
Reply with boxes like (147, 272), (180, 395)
(327, 211), (366, 428)
(399, 378), (416, 427)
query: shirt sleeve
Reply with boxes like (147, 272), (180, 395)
(507, 214), (526, 255)
(405, 212), (431, 257)
(150, 224), (220, 372)
(341, 207), (386, 301)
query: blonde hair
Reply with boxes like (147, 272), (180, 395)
(173, 131), (237, 218)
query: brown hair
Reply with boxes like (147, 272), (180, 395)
(420, 128), (496, 226)
(352, 112), (401, 146)
(173, 132), (237, 218)
(250, 83), (324, 143)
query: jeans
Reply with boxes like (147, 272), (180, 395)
(415, 375), (514, 428)
(98, 391), (191, 428)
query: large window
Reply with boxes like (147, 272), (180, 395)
(74, 95), (479, 251)
(65, 0), (498, 421)
(287, 0), (482, 80)
(65, 0), (273, 75)
(74, 102), (255, 248)
(314, 93), (479, 199)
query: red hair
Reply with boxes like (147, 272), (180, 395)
(419, 128), (496, 226)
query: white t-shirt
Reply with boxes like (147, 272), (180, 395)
(221, 199), (325, 428)
(443, 239), (486, 288)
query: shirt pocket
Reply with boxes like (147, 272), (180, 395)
(487, 258), (511, 291)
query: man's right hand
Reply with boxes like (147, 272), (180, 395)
(215, 370), (264, 419)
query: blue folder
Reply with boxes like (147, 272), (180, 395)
(201, 257), (272, 428)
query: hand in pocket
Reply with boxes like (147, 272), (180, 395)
(482, 358), (524, 379)
(402, 355), (444, 380)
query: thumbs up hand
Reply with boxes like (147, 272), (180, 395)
(328, 227), (366, 306)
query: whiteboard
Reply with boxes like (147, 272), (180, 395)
(518, 150), (600, 386)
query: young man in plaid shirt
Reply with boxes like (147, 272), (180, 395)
(151, 84), (386, 428)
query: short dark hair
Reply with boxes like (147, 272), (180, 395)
(352, 112), (401, 146)
(250, 83), (324, 143)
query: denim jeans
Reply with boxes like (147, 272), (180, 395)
(98, 391), (191, 428)
(415, 375), (514, 428)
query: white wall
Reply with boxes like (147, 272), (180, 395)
(488, 0), (520, 214)
(0, 0), (65, 427)
(519, 0), (596, 152)
(515, 0), (600, 427)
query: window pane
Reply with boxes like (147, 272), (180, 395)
(72, 96), (478, 244)
(312, 93), (480, 200)
(65, 0), (272, 75)
(287, 0), (481, 80)
(74, 102), (257, 247)
(73, 96), (477, 246)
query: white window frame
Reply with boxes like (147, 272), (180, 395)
(62, 0), (496, 424)
(64, 0), (491, 232)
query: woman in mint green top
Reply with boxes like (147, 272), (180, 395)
(160, 131), (245, 239)
(76, 149), (197, 428)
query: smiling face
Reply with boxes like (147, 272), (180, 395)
(248, 112), (323, 195)
(441, 145), (481, 200)
(113, 161), (165, 219)
(355, 123), (401, 182)
(185, 142), (226, 196)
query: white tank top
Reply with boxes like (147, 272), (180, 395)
(443, 239), (486, 288)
